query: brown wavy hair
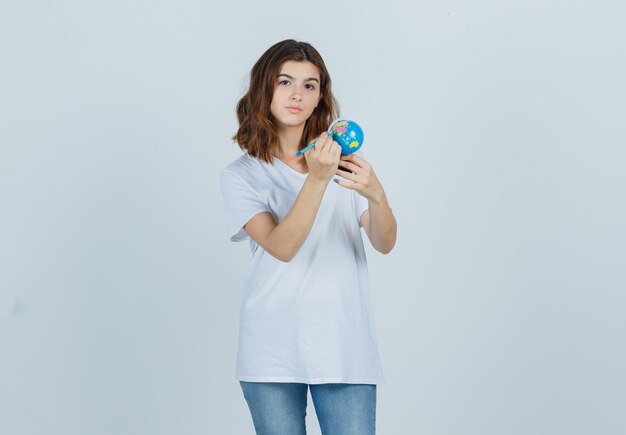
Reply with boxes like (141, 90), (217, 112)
(232, 39), (340, 164)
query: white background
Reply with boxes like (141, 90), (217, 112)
(1, 0), (625, 434)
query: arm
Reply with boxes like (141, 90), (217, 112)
(244, 177), (327, 262)
(335, 154), (397, 254)
(244, 133), (342, 262)
(359, 198), (397, 254)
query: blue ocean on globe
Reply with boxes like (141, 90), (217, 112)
(330, 120), (364, 155)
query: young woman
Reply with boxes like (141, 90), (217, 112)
(220, 39), (397, 435)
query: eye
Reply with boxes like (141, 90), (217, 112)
(306, 84), (316, 90)
(279, 79), (290, 85)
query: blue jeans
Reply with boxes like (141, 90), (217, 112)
(239, 381), (377, 435)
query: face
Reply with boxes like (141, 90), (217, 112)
(270, 60), (322, 130)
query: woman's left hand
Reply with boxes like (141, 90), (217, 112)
(334, 154), (385, 204)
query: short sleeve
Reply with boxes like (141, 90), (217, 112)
(351, 149), (369, 228)
(220, 169), (270, 242)
(354, 190), (368, 228)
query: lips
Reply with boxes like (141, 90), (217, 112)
(287, 107), (302, 113)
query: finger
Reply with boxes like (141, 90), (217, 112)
(336, 168), (356, 180)
(323, 139), (338, 154)
(333, 143), (342, 157)
(338, 160), (360, 173)
(309, 133), (324, 153)
(341, 153), (370, 169)
(333, 178), (355, 189)
(318, 133), (332, 152)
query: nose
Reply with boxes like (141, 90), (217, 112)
(290, 91), (302, 101)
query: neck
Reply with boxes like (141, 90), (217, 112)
(276, 124), (305, 158)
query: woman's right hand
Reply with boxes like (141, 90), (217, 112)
(303, 132), (342, 184)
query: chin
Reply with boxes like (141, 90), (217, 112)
(277, 118), (307, 128)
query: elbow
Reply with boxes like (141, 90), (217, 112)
(370, 224), (397, 255)
(377, 244), (395, 255)
(375, 237), (396, 255)
(270, 248), (297, 263)
(264, 236), (301, 262)
(275, 253), (295, 263)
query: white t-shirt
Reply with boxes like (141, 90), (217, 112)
(220, 152), (384, 385)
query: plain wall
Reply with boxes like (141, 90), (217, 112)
(1, 0), (625, 434)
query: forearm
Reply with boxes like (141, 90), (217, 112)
(267, 176), (328, 261)
(368, 191), (397, 254)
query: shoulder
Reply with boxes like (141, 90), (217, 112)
(220, 153), (277, 196)
(221, 153), (266, 182)
(221, 153), (259, 175)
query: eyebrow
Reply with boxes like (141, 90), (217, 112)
(277, 73), (320, 84)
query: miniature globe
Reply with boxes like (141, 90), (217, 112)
(329, 120), (364, 155)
